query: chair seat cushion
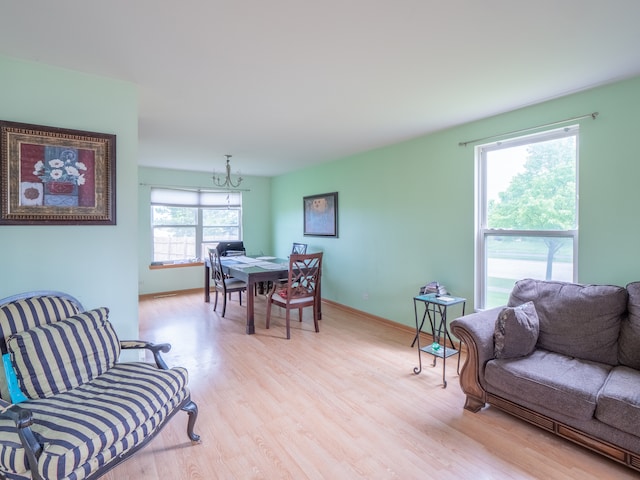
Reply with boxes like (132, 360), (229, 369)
(0, 362), (189, 480)
(595, 366), (640, 437)
(223, 278), (246, 289)
(273, 290), (314, 305)
(485, 349), (612, 420)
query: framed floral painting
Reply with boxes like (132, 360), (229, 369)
(0, 121), (116, 225)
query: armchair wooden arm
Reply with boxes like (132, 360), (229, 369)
(120, 340), (172, 370)
(0, 401), (44, 480)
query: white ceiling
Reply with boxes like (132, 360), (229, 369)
(2, 1), (640, 177)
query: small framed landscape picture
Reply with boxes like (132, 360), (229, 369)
(0, 120), (116, 225)
(303, 192), (338, 237)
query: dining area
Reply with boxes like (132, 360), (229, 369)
(203, 242), (323, 339)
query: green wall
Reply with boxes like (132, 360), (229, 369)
(10, 49), (635, 337)
(272, 75), (640, 329)
(0, 55), (140, 343)
(137, 167), (273, 295)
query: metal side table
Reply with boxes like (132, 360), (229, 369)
(412, 293), (466, 388)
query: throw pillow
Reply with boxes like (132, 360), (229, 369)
(0, 295), (80, 401)
(494, 301), (539, 359)
(7, 307), (120, 399)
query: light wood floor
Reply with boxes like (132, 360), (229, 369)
(103, 292), (636, 479)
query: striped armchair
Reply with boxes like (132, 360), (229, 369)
(0, 291), (199, 480)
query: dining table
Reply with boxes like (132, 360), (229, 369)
(204, 255), (321, 334)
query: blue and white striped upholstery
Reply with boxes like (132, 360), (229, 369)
(0, 362), (189, 480)
(7, 308), (119, 399)
(0, 295), (81, 401)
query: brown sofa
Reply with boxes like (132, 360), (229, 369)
(451, 279), (640, 473)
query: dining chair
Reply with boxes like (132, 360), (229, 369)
(266, 252), (323, 339)
(209, 249), (247, 317)
(291, 242), (308, 254)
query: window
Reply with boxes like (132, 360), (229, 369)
(151, 188), (242, 263)
(476, 126), (578, 309)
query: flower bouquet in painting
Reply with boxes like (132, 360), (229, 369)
(21, 146), (94, 207)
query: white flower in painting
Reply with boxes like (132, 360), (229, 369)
(33, 160), (44, 175)
(49, 159), (64, 168)
(65, 165), (80, 177)
(77, 174), (86, 186)
(35, 150), (87, 185)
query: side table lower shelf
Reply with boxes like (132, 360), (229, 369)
(420, 344), (459, 359)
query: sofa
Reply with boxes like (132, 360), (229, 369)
(450, 278), (640, 473)
(0, 291), (200, 480)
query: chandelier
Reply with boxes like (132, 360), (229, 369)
(212, 154), (243, 188)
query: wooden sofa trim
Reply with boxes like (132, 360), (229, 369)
(450, 323), (486, 412)
(486, 393), (639, 472)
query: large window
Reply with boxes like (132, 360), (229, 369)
(151, 188), (242, 263)
(476, 126), (578, 309)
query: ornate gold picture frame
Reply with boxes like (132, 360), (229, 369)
(0, 120), (116, 225)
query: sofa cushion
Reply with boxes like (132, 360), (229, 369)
(7, 308), (119, 399)
(0, 362), (189, 479)
(0, 295), (80, 401)
(508, 279), (626, 365)
(619, 281), (640, 369)
(485, 349), (612, 420)
(494, 301), (539, 359)
(595, 366), (640, 438)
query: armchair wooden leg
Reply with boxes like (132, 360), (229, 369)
(182, 400), (201, 443)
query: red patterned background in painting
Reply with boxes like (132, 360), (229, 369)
(19, 143), (96, 207)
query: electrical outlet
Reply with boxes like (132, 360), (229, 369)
(363, 293), (369, 300)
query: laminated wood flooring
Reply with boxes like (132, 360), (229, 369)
(103, 291), (637, 479)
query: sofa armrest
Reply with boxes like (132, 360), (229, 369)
(0, 401), (44, 480)
(120, 340), (172, 370)
(451, 306), (502, 412)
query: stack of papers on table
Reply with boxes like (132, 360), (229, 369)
(259, 262), (287, 270)
(230, 256), (262, 264)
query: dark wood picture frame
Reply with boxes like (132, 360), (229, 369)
(0, 120), (116, 225)
(303, 192), (338, 237)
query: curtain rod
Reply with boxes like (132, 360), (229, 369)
(458, 112), (599, 147)
(138, 182), (251, 192)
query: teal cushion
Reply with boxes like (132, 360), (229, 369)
(7, 308), (119, 399)
(2, 354), (28, 403)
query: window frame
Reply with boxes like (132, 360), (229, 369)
(150, 188), (242, 264)
(475, 126), (579, 310)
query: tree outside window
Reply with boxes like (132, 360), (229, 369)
(477, 127), (578, 309)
